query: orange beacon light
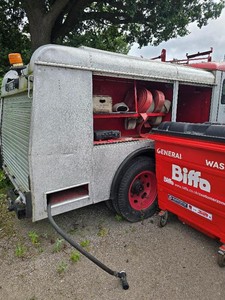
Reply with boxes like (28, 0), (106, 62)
(8, 53), (23, 66)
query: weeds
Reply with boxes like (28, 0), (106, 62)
(0, 195), (15, 238)
(115, 214), (123, 222)
(70, 251), (81, 263)
(97, 226), (108, 237)
(0, 170), (15, 238)
(0, 171), (11, 190)
(37, 246), (44, 254)
(15, 243), (27, 258)
(57, 261), (68, 274)
(28, 231), (39, 246)
(52, 238), (65, 253)
(41, 232), (49, 239)
(80, 239), (90, 248)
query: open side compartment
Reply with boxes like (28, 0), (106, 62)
(92, 75), (173, 143)
(176, 85), (212, 123)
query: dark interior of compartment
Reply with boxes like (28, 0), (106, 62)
(94, 118), (138, 137)
(176, 85), (212, 123)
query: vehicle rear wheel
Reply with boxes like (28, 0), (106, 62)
(116, 156), (157, 222)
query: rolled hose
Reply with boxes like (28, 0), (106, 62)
(47, 202), (129, 290)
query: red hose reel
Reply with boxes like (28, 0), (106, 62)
(124, 87), (166, 113)
(124, 87), (169, 132)
(137, 88), (153, 112)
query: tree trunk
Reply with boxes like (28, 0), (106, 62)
(22, 0), (70, 52)
(29, 19), (53, 51)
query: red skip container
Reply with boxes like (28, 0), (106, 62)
(151, 122), (225, 266)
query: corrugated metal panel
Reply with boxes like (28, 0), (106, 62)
(2, 93), (32, 192)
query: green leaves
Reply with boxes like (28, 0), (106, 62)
(72, 0), (225, 48)
(64, 25), (131, 54)
(0, 0), (31, 76)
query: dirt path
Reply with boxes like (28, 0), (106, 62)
(0, 202), (225, 300)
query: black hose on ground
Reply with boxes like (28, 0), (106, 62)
(47, 202), (129, 290)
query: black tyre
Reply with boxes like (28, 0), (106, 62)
(105, 200), (117, 213)
(116, 156), (157, 222)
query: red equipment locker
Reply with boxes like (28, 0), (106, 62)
(151, 122), (225, 266)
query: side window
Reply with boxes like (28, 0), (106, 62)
(221, 79), (225, 104)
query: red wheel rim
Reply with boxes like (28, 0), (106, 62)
(128, 171), (157, 211)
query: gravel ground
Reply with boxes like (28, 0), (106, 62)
(0, 202), (225, 300)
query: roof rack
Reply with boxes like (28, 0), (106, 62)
(151, 48), (213, 64)
(151, 49), (167, 62)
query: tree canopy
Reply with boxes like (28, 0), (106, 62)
(19, 0), (225, 50)
(0, 0), (224, 75)
(0, 1), (30, 75)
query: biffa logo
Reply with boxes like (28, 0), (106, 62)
(172, 164), (211, 193)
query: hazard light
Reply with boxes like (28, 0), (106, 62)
(8, 53), (23, 66)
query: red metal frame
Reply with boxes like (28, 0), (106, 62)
(152, 48), (214, 64)
(150, 47), (225, 72)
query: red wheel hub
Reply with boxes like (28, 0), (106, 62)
(128, 171), (157, 211)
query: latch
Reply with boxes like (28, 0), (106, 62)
(28, 75), (34, 98)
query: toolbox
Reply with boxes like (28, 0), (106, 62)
(152, 122), (225, 266)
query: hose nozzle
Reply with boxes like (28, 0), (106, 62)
(118, 271), (129, 290)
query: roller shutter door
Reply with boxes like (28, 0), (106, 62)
(1, 93), (32, 192)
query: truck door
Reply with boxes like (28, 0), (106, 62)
(217, 72), (225, 123)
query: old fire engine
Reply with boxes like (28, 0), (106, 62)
(1, 45), (225, 223)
